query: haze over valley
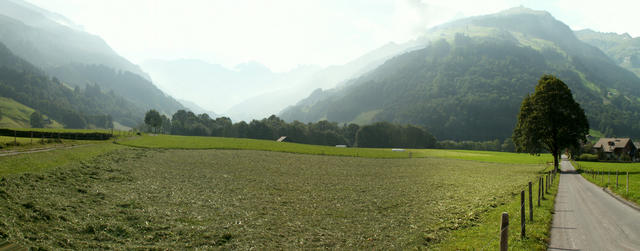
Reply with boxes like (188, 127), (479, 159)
(1, 0), (635, 141)
(3, 1), (640, 250)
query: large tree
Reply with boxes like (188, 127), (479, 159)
(30, 111), (44, 128)
(144, 109), (163, 134)
(513, 75), (589, 171)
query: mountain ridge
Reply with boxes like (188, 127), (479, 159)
(281, 7), (640, 140)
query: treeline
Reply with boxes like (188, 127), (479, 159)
(146, 110), (438, 148)
(437, 138), (516, 152)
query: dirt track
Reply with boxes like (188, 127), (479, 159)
(548, 157), (640, 250)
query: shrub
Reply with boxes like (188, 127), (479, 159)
(576, 153), (598, 162)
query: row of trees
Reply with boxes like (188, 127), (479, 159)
(438, 138), (515, 152)
(145, 110), (438, 148)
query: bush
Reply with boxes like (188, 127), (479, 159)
(576, 153), (598, 162)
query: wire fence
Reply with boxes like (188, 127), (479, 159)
(477, 165), (558, 250)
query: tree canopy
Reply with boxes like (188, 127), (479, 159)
(144, 109), (163, 133)
(30, 111), (44, 128)
(513, 75), (589, 171)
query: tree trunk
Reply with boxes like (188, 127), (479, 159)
(552, 151), (559, 172)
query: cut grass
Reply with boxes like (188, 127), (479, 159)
(0, 148), (550, 249)
(119, 134), (554, 164)
(409, 149), (551, 164)
(574, 161), (640, 205)
(0, 135), (106, 152)
(119, 134), (412, 158)
(434, 168), (558, 250)
(0, 143), (123, 177)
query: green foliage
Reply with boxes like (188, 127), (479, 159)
(355, 122), (436, 148)
(144, 109), (162, 133)
(166, 110), (435, 149)
(576, 153), (599, 161)
(29, 111), (44, 128)
(513, 75), (589, 169)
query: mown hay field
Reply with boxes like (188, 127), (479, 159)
(0, 144), (554, 249)
(119, 134), (552, 163)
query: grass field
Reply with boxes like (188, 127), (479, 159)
(575, 161), (640, 205)
(118, 134), (412, 158)
(0, 143), (123, 176)
(410, 149), (551, 164)
(119, 134), (552, 164)
(0, 135), (107, 152)
(0, 141), (556, 249)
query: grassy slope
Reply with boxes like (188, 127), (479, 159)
(574, 161), (640, 205)
(0, 148), (551, 249)
(0, 97), (63, 128)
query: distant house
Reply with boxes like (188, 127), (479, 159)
(592, 138), (637, 161)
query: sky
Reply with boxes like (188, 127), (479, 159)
(24, 0), (640, 73)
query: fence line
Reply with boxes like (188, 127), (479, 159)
(487, 167), (557, 250)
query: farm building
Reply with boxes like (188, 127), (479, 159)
(592, 138), (637, 161)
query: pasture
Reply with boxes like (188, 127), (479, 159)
(0, 135), (558, 249)
(575, 161), (640, 205)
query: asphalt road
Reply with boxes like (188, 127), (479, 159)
(548, 157), (640, 250)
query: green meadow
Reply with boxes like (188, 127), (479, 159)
(575, 161), (640, 205)
(0, 134), (558, 249)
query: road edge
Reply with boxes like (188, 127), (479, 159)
(601, 187), (640, 212)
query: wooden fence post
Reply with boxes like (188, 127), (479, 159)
(528, 182), (533, 221)
(540, 176), (547, 199)
(617, 170), (619, 188)
(521, 190), (525, 239)
(500, 212), (508, 251)
(546, 176), (549, 194)
(538, 177), (541, 206)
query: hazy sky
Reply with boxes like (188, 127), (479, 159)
(25, 0), (640, 72)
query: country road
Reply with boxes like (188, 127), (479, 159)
(548, 156), (640, 250)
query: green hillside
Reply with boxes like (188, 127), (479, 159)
(281, 7), (640, 141)
(0, 41), (138, 128)
(575, 29), (640, 77)
(0, 97), (62, 128)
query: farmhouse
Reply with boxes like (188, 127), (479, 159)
(592, 138), (637, 161)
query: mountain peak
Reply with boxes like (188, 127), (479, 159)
(497, 6), (552, 17)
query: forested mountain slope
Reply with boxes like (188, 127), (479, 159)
(0, 42), (143, 128)
(0, 0), (183, 118)
(576, 29), (640, 77)
(281, 7), (640, 141)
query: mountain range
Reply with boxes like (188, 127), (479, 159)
(281, 7), (640, 141)
(0, 0), (183, 128)
(2, 1), (640, 142)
